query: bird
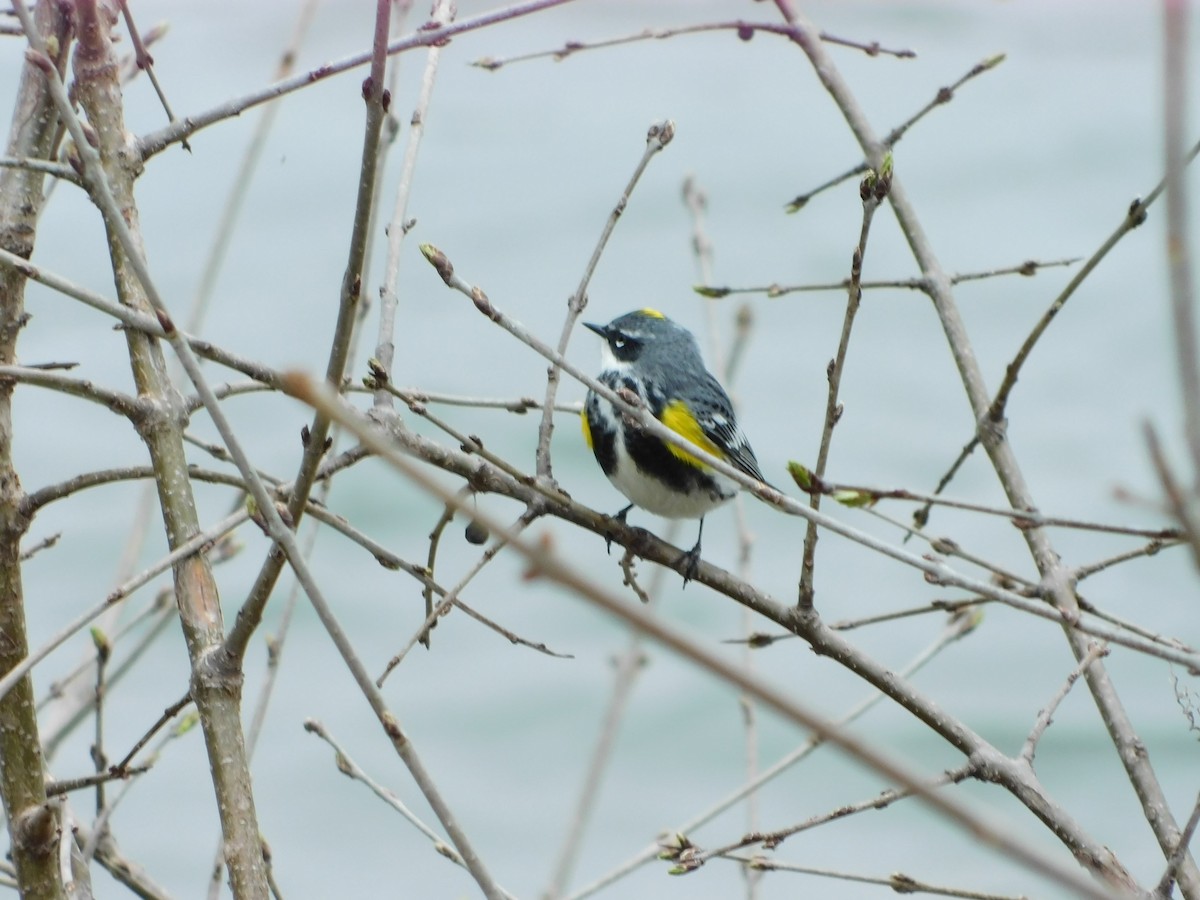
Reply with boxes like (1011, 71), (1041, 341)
(580, 308), (765, 583)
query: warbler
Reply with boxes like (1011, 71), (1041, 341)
(581, 308), (765, 582)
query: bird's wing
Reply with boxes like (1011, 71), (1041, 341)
(692, 381), (765, 483)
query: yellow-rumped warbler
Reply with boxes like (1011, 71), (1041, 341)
(581, 308), (764, 582)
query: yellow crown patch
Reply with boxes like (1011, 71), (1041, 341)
(638, 307), (665, 319)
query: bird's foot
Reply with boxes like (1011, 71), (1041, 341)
(678, 541), (702, 587)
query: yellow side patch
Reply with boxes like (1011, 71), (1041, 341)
(581, 409), (593, 450)
(660, 400), (721, 469)
(639, 307), (665, 319)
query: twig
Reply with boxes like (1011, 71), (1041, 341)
(1157, 791), (1200, 899)
(0, 364), (143, 419)
(1073, 539), (1175, 582)
(84, 705), (200, 867)
(115, 19), (167, 84)
(824, 600), (989, 634)
(691, 764), (974, 865)
(112, 693), (193, 774)
(44, 764), (149, 797)
(617, 548), (653, 604)
(18, 531), (59, 561)
(115, 0), (186, 149)
(89, 626), (111, 824)
(681, 176), (726, 371)
(797, 472), (1181, 541)
(379, 386), (577, 414)
(304, 719), (520, 899)
(137, 0), (582, 159)
(420, 485), (473, 647)
(1020, 642), (1109, 766)
(724, 855), (1030, 900)
(375, 375), (582, 416)
(450, 597), (574, 659)
(0, 155), (77, 183)
(378, 512), (535, 685)
(1145, 422), (1200, 571)
(696, 256), (1079, 299)
(471, 21), (914, 70)
(534, 119), (674, 482)
(798, 158), (891, 609)
(784, 54), (1003, 212)
(371, 0), (452, 413)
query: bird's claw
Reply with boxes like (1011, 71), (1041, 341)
(605, 504), (634, 555)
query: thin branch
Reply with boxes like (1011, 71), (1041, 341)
(18, 531), (58, 561)
(690, 764), (974, 866)
(799, 159), (891, 609)
(534, 119), (674, 482)
(798, 472), (1181, 540)
(42, 587), (177, 762)
(1145, 422), (1200, 571)
(471, 21), (915, 71)
(695, 256), (1079, 300)
(115, 0), (186, 149)
(112, 693), (192, 773)
(1158, 791), (1200, 899)
(784, 54), (1004, 212)
(0, 364), (143, 419)
(44, 765), (149, 797)
(378, 512), (534, 685)
(304, 719), (520, 899)
(1020, 642), (1110, 766)
(726, 855), (1029, 900)
(0, 155), (77, 182)
(371, 0), (450, 417)
(1073, 539), (1175, 582)
(420, 485), (472, 647)
(137, 0), (582, 159)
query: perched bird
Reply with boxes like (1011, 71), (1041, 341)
(581, 308), (765, 582)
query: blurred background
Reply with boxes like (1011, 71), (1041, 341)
(3, 0), (1198, 897)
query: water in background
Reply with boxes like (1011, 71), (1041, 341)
(3, 1), (1197, 897)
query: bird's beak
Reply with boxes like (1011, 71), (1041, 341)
(583, 322), (606, 337)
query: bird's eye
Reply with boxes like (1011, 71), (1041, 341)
(612, 337), (626, 350)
